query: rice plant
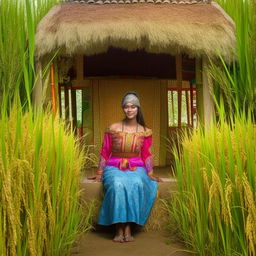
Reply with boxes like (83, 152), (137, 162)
(164, 111), (256, 255)
(210, 0), (256, 117)
(0, 0), (60, 107)
(164, 1), (256, 255)
(0, 0), (94, 255)
(0, 93), (95, 256)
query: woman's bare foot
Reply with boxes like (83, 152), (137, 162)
(113, 223), (124, 243)
(124, 235), (134, 242)
(113, 235), (124, 242)
(124, 222), (134, 242)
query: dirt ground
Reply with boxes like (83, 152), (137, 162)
(70, 229), (194, 256)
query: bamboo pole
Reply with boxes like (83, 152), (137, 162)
(50, 63), (57, 116)
(58, 83), (62, 118)
(185, 90), (190, 126)
(171, 90), (174, 124)
(71, 89), (77, 134)
(64, 86), (69, 120)
(176, 55), (182, 128)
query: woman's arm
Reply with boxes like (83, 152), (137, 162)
(141, 134), (154, 176)
(141, 131), (162, 182)
(97, 131), (112, 175)
(88, 130), (112, 181)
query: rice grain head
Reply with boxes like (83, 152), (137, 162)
(224, 179), (233, 230)
(242, 174), (256, 255)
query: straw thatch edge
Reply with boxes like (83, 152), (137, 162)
(35, 2), (236, 61)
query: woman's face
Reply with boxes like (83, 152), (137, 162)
(123, 103), (138, 119)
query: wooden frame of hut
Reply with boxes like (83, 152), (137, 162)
(34, 0), (235, 167)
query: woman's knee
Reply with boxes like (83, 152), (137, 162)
(132, 176), (144, 188)
(112, 177), (125, 190)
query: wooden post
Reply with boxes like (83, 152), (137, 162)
(71, 89), (77, 133)
(58, 83), (62, 118)
(32, 59), (43, 111)
(176, 55), (182, 128)
(190, 82), (194, 127)
(171, 90), (174, 123)
(185, 90), (190, 126)
(195, 56), (214, 129)
(159, 80), (168, 166)
(50, 63), (57, 116)
(202, 56), (214, 128)
(93, 80), (101, 153)
(195, 57), (204, 126)
(76, 55), (84, 80)
(153, 81), (161, 166)
(71, 55), (86, 87)
(64, 86), (69, 120)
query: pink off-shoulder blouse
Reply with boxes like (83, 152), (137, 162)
(98, 128), (154, 176)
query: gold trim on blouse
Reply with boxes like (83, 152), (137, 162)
(105, 127), (153, 137)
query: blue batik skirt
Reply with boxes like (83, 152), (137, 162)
(97, 165), (158, 226)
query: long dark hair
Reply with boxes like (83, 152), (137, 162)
(121, 91), (146, 130)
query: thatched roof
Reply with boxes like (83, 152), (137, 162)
(35, 0), (236, 60)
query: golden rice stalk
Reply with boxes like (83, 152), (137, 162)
(242, 174), (256, 255)
(234, 169), (245, 208)
(208, 168), (230, 226)
(224, 179), (233, 230)
(208, 170), (219, 214)
(201, 167), (210, 192)
(26, 209), (37, 256)
(2, 170), (17, 256)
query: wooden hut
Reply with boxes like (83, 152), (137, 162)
(34, 0), (236, 166)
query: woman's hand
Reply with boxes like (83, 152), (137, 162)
(87, 173), (102, 182)
(148, 175), (162, 182)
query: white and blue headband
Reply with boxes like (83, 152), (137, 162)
(121, 93), (141, 108)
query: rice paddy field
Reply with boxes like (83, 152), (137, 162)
(164, 0), (256, 255)
(0, 0), (94, 255)
(0, 0), (255, 255)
